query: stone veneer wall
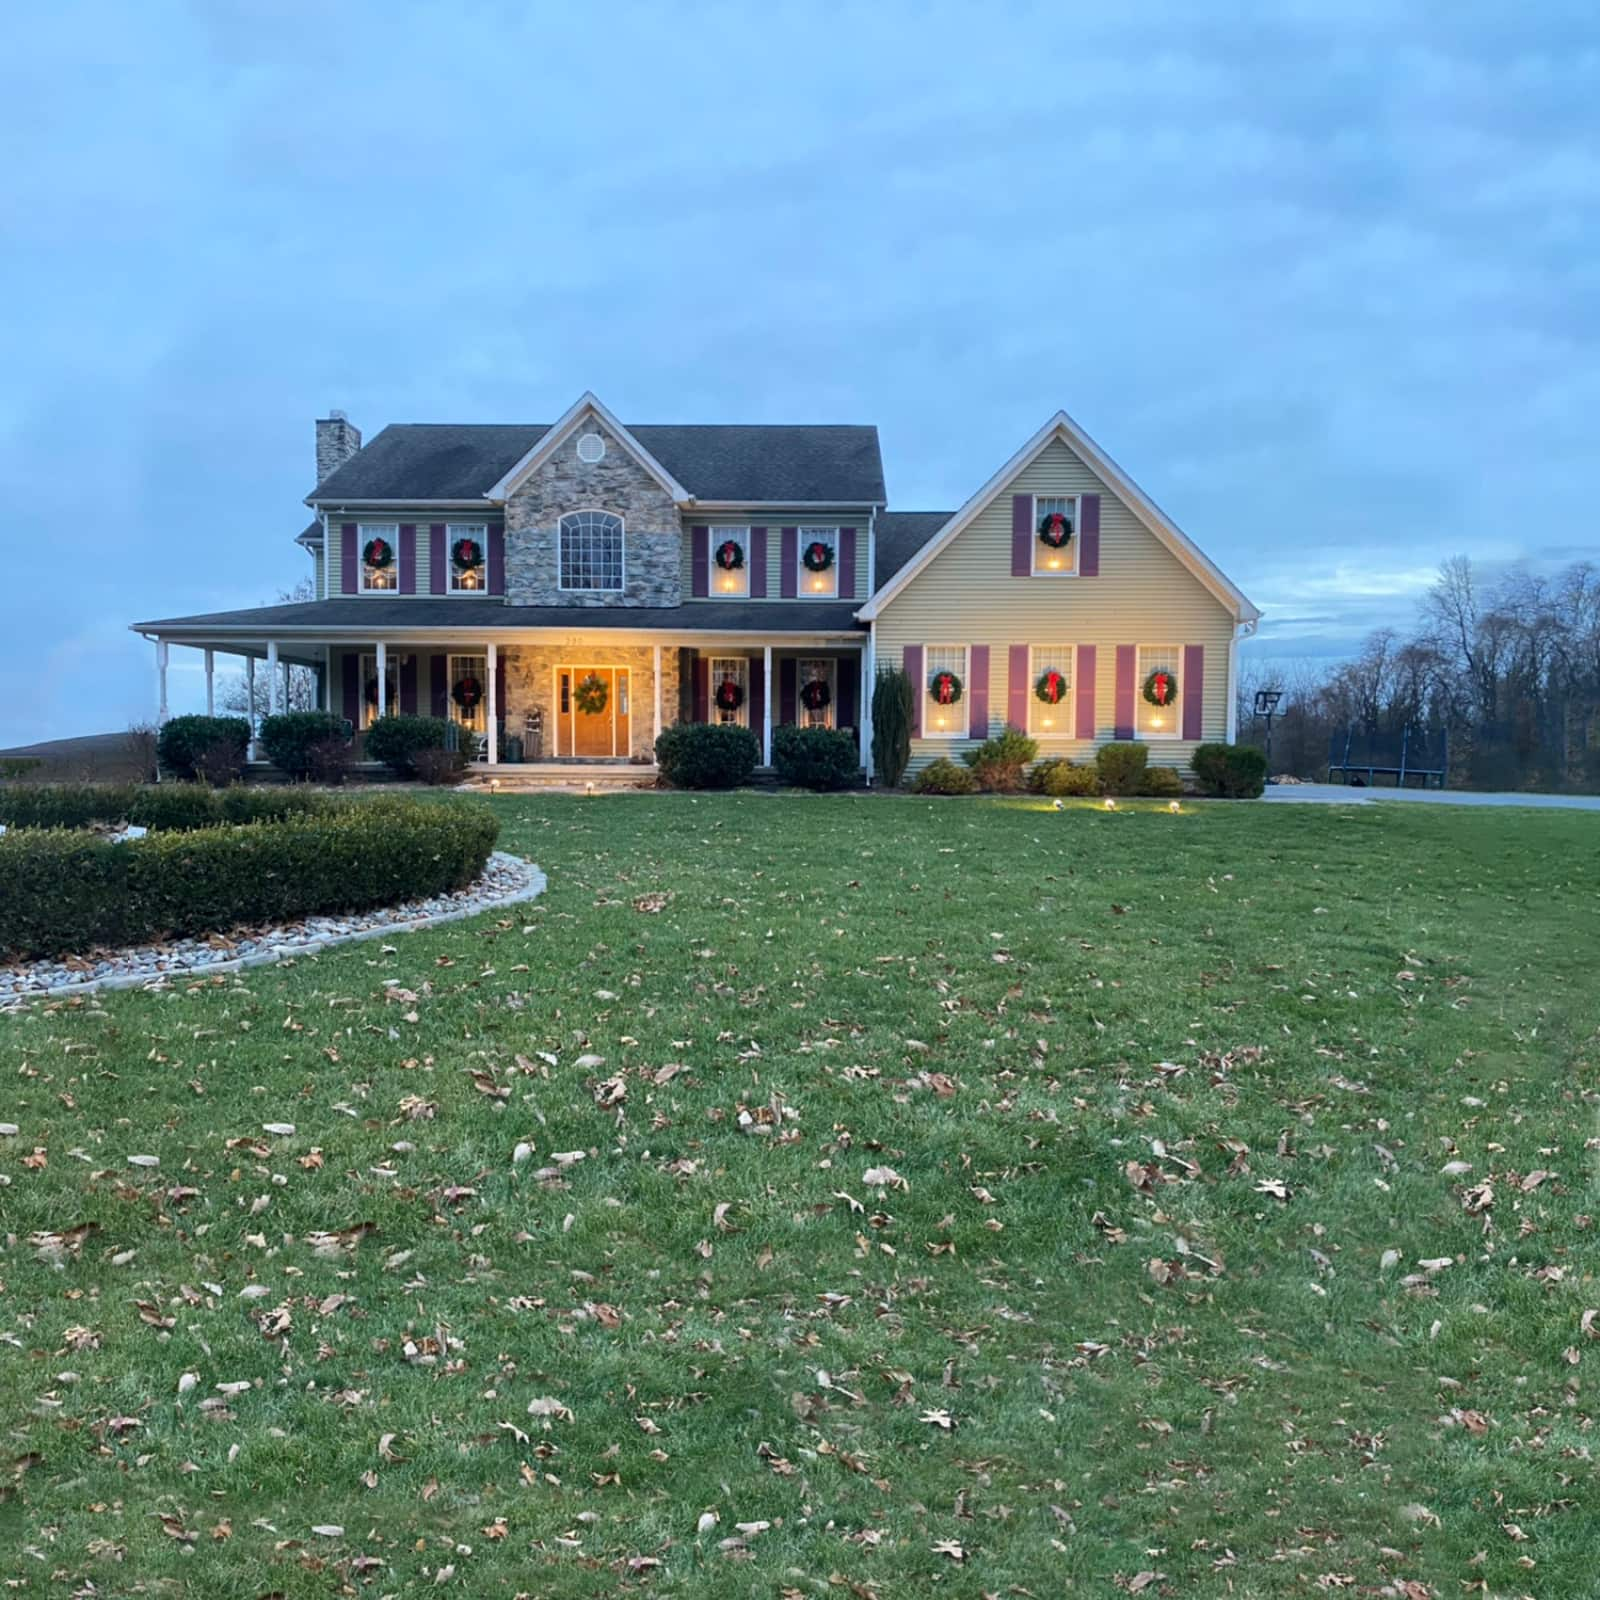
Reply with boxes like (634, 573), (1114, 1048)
(501, 644), (679, 761)
(504, 419), (682, 608)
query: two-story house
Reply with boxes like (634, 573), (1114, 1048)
(133, 391), (1259, 776)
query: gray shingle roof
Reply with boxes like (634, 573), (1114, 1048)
(309, 424), (886, 506)
(874, 512), (951, 589)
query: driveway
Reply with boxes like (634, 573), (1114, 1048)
(1262, 782), (1600, 811)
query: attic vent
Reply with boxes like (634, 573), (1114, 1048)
(576, 431), (606, 464)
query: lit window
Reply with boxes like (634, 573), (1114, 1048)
(1136, 644), (1181, 739)
(359, 523), (399, 592)
(1029, 646), (1074, 735)
(447, 524), (488, 594)
(1032, 496), (1078, 576)
(798, 658), (836, 729)
(358, 651), (401, 728)
(448, 653), (487, 733)
(710, 528), (750, 597)
(922, 644), (967, 739)
(708, 656), (749, 728)
(559, 510), (624, 591)
(798, 527), (839, 597)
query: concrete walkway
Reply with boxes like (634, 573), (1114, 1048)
(1262, 782), (1600, 812)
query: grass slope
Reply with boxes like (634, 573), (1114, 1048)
(2, 794), (1596, 1598)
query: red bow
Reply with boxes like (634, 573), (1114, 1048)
(1151, 673), (1171, 705)
(1044, 671), (1062, 702)
(935, 674), (955, 704)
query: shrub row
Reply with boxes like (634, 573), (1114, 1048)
(0, 783), (328, 832)
(910, 733), (1231, 798)
(0, 796), (499, 961)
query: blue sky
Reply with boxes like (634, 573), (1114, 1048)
(2, 2), (1596, 744)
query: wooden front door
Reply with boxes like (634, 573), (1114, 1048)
(560, 667), (630, 758)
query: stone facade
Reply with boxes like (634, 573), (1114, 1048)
(501, 643), (679, 761)
(315, 412), (362, 485)
(504, 419), (683, 608)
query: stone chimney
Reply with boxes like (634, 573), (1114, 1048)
(315, 410), (362, 484)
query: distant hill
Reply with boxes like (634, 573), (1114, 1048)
(0, 730), (152, 781)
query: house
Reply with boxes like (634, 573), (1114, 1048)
(133, 392), (1259, 776)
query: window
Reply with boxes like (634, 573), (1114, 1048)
(1032, 495), (1078, 576)
(1136, 644), (1182, 739)
(798, 658), (836, 729)
(709, 528), (750, 597)
(448, 653), (487, 733)
(359, 651), (400, 729)
(576, 431), (606, 463)
(922, 645), (967, 739)
(1029, 646), (1074, 735)
(447, 524), (488, 594)
(559, 510), (624, 591)
(709, 656), (749, 728)
(359, 523), (399, 592)
(797, 526), (839, 597)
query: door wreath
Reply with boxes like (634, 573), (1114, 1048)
(573, 672), (609, 716)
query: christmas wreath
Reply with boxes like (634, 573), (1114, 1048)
(1035, 667), (1068, 705)
(799, 677), (831, 712)
(929, 669), (963, 707)
(714, 538), (745, 571)
(802, 539), (835, 573)
(363, 535), (393, 570)
(364, 677), (382, 706)
(452, 674), (482, 711)
(451, 535), (483, 570)
(715, 677), (745, 712)
(1037, 510), (1073, 548)
(573, 672), (609, 716)
(1142, 669), (1178, 708)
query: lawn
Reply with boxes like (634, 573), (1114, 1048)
(2, 793), (1596, 1598)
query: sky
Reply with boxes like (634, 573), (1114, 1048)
(2, 1), (1597, 745)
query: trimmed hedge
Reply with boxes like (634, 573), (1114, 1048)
(1095, 742), (1149, 796)
(911, 757), (978, 795)
(260, 712), (348, 778)
(655, 723), (759, 789)
(1192, 742), (1267, 798)
(0, 783), (326, 833)
(1139, 765), (1185, 798)
(156, 715), (251, 780)
(1032, 758), (1100, 797)
(363, 714), (453, 777)
(0, 796), (499, 960)
(772, 725), (859, 791)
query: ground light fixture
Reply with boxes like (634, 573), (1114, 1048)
(585, 781), (597, 797)
(1169, 800), (1182, 813)
(1103, 797), (1117, 811)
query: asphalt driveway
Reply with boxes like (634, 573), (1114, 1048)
(1262, 782), (1600, 811)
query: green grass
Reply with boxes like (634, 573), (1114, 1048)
(3, 793), (1597, 1597)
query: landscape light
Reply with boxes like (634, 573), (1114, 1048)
(1169, 800), (1181, 814)
(1103, 797), (1117, 811)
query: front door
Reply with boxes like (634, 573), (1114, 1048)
(559, 667), (630, 758)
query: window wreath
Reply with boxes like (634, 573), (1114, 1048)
(799, 677), (831, 712)
(1037, 510), (1073, 549)
(451, 536), (483, 570)
(363, 536), (393, 570)
(802, 539), (835, 573)
(1035, 667), (1068, 705)
(1142, 669), (1178, 707)
(452, 675), (483, 711)
(715, 677), (745, 712)
(928, 669), (963, 706)
(573, 672), (609, 716)
(714, 538), (745, 571)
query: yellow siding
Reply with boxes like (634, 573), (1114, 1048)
(682, 518), (870, 605)
(874, 438), (1234, 771)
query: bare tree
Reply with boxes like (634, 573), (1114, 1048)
(216, 579), (320, 721)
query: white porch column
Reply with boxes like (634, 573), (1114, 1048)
(486, 641), (499, 764)
(858, 635), (873, 781)
(652, 643), (663, 751)
(281, 657), (292, 713)
(375, 640), (388, 719)
(762, 644), (773, 768)
(266, 640), (281, 716)
(324, 645), (334, 713)
(203, 648), (214, 716)
(246, 654), (257, 756)
(155, 640), (169, 724)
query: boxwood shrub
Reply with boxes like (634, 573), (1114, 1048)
(655, 723), (759, 789)
(0, 796), (499, 960)
(156, 715), (252, 780)
(772, 725), (859, 791)
(0, 783), (329, 833)
(363, 714), (453, 777)
(260, 712), (349, 778)
(1031, 758), (1100, 797)
(910, 757), (978, 795)
(1191, 742), (1268, 798)
(1095, 741), (1149, 796)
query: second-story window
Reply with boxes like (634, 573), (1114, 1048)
(798, 527), (839, 597)
(448, 524), (488, 593)
(559, 510), (624, 592)
(360, 524), (399, 592)
(711, 528), (750, 597)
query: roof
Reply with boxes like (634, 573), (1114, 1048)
(132, 599), (866, 636)
(309, 423), (887, 506)
(874, 512), (951, 589)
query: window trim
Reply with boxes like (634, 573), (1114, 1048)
(446, 522), (490, 596)
(448, 652), (487, 733)
(358, 521), (400, 594)
(708, 527), (752, 599)
(1027, 644), (1076, 736)
(708, 655), (751, 729)
(921, 643), (969, 740)
(797, 525), (840, 599)
(1135, 643), (1183, 741)
(358, 650), (401, 728)
(557, 507), (627, 593)
(1030, 494), (1079, 578)
(797, 657), (837, 730)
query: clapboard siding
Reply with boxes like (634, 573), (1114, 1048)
(679, 517), (870, 604)
(327, 516), (498, 599)
(874, 438), (1233, 771)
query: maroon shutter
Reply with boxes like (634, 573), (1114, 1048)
(430, 653), (448, 717)
(749, 527), (768, 598)
(1079, 494), (1101, 577)
(904, 645), (924, 738)
(749, 653), (765, 738)
(838, 528), (856, 596)
(341, 524), (358, 594)
(692, 656), (709, 723)
(780, 528), (798, 599)
(779, 657), (797, 724)
(691, 525), (709, 598)
(488, 527), (505, 595)
(968, 645), (990, 740)
(1075, 646), (1097, 740)
(837, 655), (858, 729)
(1011, 495), (1032, 576)
(399, 652), (417, 713)
(1182, 645), (1204, 741)
(430, 525), (446, 595)
(398, 525), (416, 594)
(1008, 644), (1029, 731)
(341, 651), (359, 725)
(1114, 645), (1136, 739)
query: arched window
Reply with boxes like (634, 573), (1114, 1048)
(559, 510), (624, 592)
